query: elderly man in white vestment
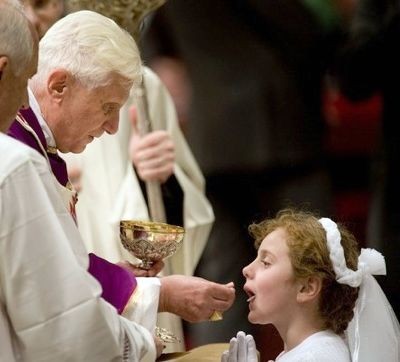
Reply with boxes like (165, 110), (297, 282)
(0, 1), (158, 361)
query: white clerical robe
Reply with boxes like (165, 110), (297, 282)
(0, 133), (155, 361)
(275, 331), (350, 362)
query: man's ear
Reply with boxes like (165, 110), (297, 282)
(296, 276), (322, 303)
(0, 56), (9, 80)
(47, 69), (70, 101)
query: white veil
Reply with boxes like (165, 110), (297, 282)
(346, 274), (400, 362)
(319, 218), (400, 362)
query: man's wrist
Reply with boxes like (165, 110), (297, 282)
(158, 275), (180, 314)
(158, 276), (168, 313)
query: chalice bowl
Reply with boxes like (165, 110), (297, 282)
(120, 220), (185, 270)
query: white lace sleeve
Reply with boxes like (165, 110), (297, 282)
(120, 317), (156, 362)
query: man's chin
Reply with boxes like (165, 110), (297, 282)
(59, 143), (87, 154)
(73, 144), (88, 154)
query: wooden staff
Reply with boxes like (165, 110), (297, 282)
(133, 80), (167, 223)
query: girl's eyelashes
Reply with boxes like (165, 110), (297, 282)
(261, 259), (271, 268)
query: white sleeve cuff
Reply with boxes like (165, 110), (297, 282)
(122, 277), (160, 333)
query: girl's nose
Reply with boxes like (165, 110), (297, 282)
(242, 261), (253, 279)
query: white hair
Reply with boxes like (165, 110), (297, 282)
(0, 0), (34, 76)
(31, 10), (142, 89)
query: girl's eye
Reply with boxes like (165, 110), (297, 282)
(261, 260), (271, 267)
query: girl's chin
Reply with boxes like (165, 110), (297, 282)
(248, 312), (260, 324)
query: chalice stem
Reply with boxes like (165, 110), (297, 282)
(139, 257), (154, 270)
(134, 81), (167, 223)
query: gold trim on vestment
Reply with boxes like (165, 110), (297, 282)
(121, 285), (141, 317)
(46, 145), (58, 154)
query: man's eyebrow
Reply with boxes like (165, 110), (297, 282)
(101, 102), (120, 110)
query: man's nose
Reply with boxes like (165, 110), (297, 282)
(104, 116), (119, 135)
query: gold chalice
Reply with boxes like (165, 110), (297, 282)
(120, 220), (185, 270)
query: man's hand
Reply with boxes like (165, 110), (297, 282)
(221, 332), (257, 362)
(129, 106), (175, 183)
(117, 260), (164, 277)
(158, 275), (235, 322)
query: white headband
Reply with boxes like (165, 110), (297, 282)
(318, 218), (386, 287)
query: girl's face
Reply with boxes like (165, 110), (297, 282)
(243, 227), (300, 327)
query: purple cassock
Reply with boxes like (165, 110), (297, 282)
(8, 107), (137, 315)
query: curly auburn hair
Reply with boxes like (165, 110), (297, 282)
(249, 209), (360, 335)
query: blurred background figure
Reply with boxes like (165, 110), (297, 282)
(20, 0), (64, 38)
(141, 1), (343, 359)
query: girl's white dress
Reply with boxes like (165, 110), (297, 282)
(275, 330), (350, 362)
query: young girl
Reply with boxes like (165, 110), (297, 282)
(222, 209), (400, 362)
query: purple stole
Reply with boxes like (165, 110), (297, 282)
(8, 108), (137, 314)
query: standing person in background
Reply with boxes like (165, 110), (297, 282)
(331, 0), (400, 318)
(142, 0), (336, 353)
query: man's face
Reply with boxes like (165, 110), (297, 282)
(49, 75), (131, 153)
(21, 0), (64, 38)
(0, 42), (38, 132)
